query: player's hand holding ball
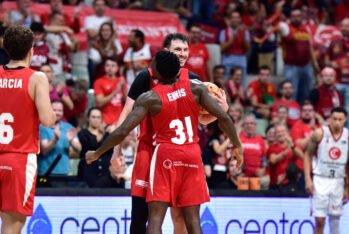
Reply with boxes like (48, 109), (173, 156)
(232, 146), (243, 169)
(200, 82), (228, 114)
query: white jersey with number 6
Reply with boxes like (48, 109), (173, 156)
(313, 126), (348, 178)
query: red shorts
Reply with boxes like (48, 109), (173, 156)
(0, 153), (37, 216)
(146, 143), (210, 207)
(131, 141), (153, 198)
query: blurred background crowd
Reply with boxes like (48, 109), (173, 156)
(1, 0), (348, 193)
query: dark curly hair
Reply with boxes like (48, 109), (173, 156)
(3, 25), (34, 60)
(155, 51), (180, 80)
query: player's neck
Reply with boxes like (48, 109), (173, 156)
(330, 126), (342, 136)
(7, 59), (29, 68)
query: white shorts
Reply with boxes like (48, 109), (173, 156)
(312, 175), (345, 217)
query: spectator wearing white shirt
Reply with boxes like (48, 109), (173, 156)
(84, 0), (112, 42)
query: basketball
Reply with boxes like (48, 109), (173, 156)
(200, 82), (222, 115)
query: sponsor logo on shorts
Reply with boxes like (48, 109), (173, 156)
(27, 204), (52, 234)
(0, 166), (12, 171)
(135, 179), (148, 188)
(329, 147), (341, 160)
(173, 161), (199, 168)
(163, 159), (172, 169)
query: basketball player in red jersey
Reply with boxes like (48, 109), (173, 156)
(0, 26), (56, 234)
(113, 33), (228, 234)
(86, 51), (242, 234)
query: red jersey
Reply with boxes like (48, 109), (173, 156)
(184, 42), (210, 81)
(314, 85), (343, 119)
(247, 80), (276, 105)
(239, 132), (266, 177)
(267, 143), (293, 186)
(290, 120), (315, 170)
(327, 38), (349, 83)
(222, 27), (249, 55)
(0, 66), (39, 154)
(30, 41), (49, 71)
(272, 99), (301, 127)
(93, 76), (126, 125)
(281, 23), (311, 66)
(151, 69), (200, 145)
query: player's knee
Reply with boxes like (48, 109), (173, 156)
(171, 208), (184, 222)
(315, 218), (325, 228)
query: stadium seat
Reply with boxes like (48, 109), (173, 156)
(205, 43), (222, 68)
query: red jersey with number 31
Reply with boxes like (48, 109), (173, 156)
(0, 66), (40, 154)
(151, 68), (200, 145)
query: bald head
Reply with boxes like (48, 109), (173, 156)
(321, 67), (336, 86)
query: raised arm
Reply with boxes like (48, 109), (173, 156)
(86, 91), (159, 164)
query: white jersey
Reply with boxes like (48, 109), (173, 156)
(313, 126), (348, 178)
(123, 44), (152, 85)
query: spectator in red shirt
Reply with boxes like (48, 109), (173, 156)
(184, 24), (212, 82)
(40, 0), (81, 33)
(226, 67), (246, 105)
(272, 105), (289, 127)
(247, 65), (276, 119)
(267, 123), (303, 189)
(308, 67), (343, 120)
(93, 57), (128, 126)
(290, 101), (323, 173)
(64, 80), (88, 128)
(30, 22), (50, 71)
(272, 80), (300, 127)
(325, 18), (349, 116)
(239, 114), (269, 189)
(277, 8), (319, 104)
(335, 0), (349, 24)
(219, 11), (250, 86)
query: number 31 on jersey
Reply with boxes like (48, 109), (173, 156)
(169, 116), (194, 145)
(0, 113), (14, 144)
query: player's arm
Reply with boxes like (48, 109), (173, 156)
(198, 90), (229, 125)
(115, 97), (135, 127)
(114, 69), (150, 127)
(86, 91), (159, 164)
(345, 150), (349, 189)
(191, 81), (242, 165)
(30, 72), (56, 127)
(304, 128), (321, 195)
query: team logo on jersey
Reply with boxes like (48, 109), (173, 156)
(163, 159), (172, 169)
(329, 147), (341, 160)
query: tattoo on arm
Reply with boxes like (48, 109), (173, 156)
(306, 132), (318, 157)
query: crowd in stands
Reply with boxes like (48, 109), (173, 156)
(1, 0), (349, 193)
